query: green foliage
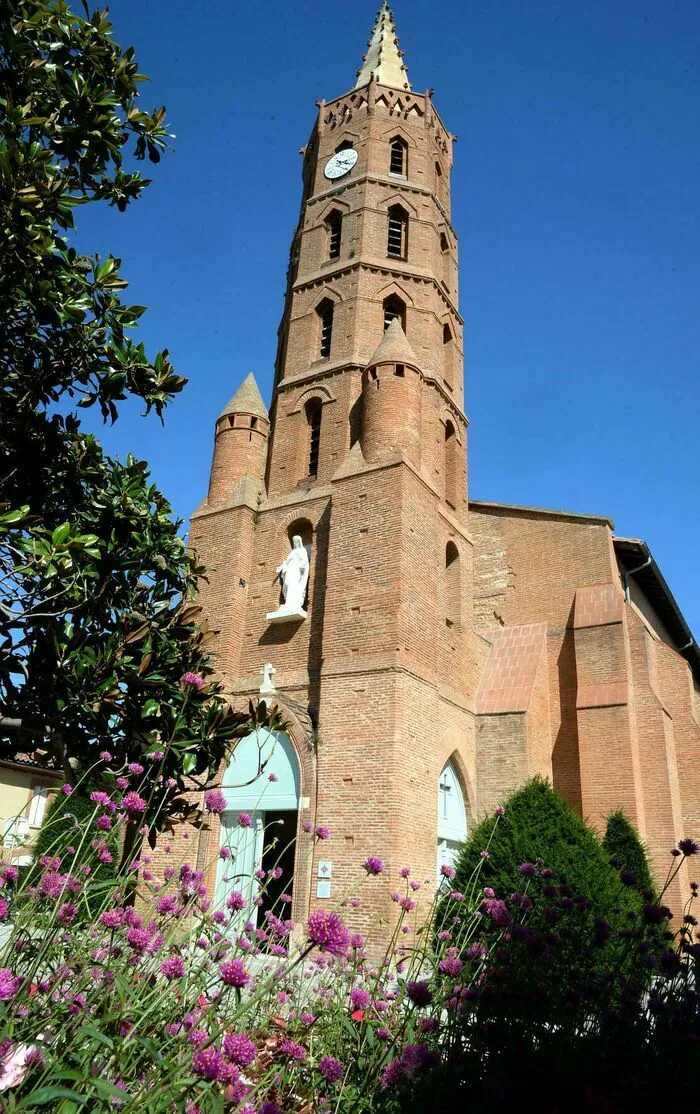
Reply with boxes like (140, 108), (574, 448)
(450, 777), (632, 916)
(603, 809), (655, 892)
(33, 790), (118, 884)
(0, 1), (257, 849)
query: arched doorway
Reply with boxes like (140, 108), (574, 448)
(216, 727), (300, 929)
(437, 760), (467, 881)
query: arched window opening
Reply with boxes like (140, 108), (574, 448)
(445, 541), (460, 628)
(387, 205), (408, 259)
(443, 323), (455, 390)
(444, 420), (457, 508)
(440, 232), (450, 287)
(437, 760), (467, 882)
(389, 136), (408, 176)
(326, 210), (342, 260)
(317, 299), (334, 359)
(383, 294), (406, 332)
(306, 400), (322, 478)
(217, 728), (301, 932)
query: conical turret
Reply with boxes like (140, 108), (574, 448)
(355, 3), (411, 91)
(361, 319), (423, 465)
(208, 373), (270, 505)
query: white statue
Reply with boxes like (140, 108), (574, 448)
(266, 535), (309, 623)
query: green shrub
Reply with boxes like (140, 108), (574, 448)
(603, 809), (655, 892)
(449, 777), (632, 915)
(33, 790), (119, 885)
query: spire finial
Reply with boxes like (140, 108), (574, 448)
(355, 3), (411, 91)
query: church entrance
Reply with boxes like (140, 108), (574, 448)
(216, 728), (300, 931)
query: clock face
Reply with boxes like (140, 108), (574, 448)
(324, 148), (358, 180)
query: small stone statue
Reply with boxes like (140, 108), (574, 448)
(259, 662), (277, 695)
(266, 535), (309, 623)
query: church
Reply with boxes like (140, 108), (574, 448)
(188, 4), (699, 933)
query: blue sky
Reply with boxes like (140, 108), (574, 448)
(76, 1), (700, 636)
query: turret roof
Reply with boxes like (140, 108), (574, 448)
(365, 317), (419, 368)
(219, 373), (268, 419)
(355, 3), (411, 91)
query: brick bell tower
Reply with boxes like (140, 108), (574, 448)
(191, 4), (477, 935)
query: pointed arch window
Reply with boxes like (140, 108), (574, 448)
(306, 400), (322, 477)
(389, 136), (408, 176)
(383, 294), (406, 332)
(437, 760), (467, 881)
(443, 322), (455, 390)
(326, 210), (342, 260)
(387, 205), (408, 260)
(440, 232), (450, 288)
(444, 420), (458, 508)
(316, 299), (334, 359)
(445, 541), (460, 627)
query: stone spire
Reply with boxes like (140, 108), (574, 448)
(219, 372), (268, 419)
(366, 318), (419, 368)
(355, 3), (411, 91)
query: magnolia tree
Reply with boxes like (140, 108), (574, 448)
(0, 0), (259, 856)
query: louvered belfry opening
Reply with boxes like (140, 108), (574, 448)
(317, 299), (334, 358)
(387, 205), (408, 259)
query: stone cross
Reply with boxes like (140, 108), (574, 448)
(259, 662), (277, 695)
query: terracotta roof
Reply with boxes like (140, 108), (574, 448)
(476, 622), (548, 714)
(366, 318), (420, 369)
(219, 373), (268, 419)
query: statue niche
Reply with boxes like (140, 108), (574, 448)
(266, 535), (310, 624)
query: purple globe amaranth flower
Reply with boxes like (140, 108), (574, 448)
(219, 959), (250, 988)
(400, 866), (411, 878)
(191, 1047), (226, 1081)
(204, 789), (227, 814)
(380, 1058), (405, 1088)
(350, 932), (365, 949)
(518, 862), (537, 877)
(280, 1038), (306, 1061)
(226, 891), (246, 911)
(0, 899), (9, 921)
(495, 805), (506, 816)
(126, 928), (151, 953)
(238, 813), (252, 828)
(223, 1032), (257, 1068)
(483, 898), (511, 926)
(438, 954), (463, 978)
(161, 955), (185, 980)
(440, 864), (455, 879)
(406, 980), (433, 1006)
(121, 791), (147, 816)
(643, 903), (673, 924)
(363, 856), (384, 876)
(306, 909), (350, 956)
(349, 987), (370, 1010)
(466, 941), (487, 960)
(61, 784), (72, 795)
(479, 850), (491, 859)
(678, 838), (699, 857)
(219, 846), (231, 860)
(318, 1055), (344, 1083)
(128, 762), (144, 776)
(182, 672), (205, 691)
(315, 825), (331, 840)
(99, 750), (112, 762)
(0, 969), (21, 1000)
